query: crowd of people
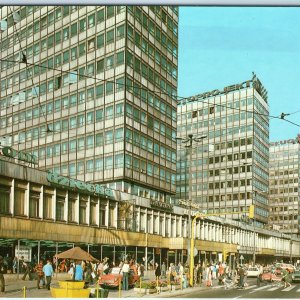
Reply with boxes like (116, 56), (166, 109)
(0, 252), (297, 294)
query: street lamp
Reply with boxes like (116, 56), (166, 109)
(176, 134), (207, 266)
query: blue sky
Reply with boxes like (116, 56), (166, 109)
(178, 7), (300, 141)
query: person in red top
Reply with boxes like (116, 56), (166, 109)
(35, 259), (44, 289)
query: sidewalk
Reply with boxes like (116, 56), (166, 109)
(1, 272), (222, 298)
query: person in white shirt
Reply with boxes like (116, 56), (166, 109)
(121, 260), (130, 290)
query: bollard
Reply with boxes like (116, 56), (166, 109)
(23, 286), (26, 298)
(96, 281), (99, 298)
(118, 277), (122, 298)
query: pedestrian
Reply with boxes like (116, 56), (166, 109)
(19, 256), (24, 273)
(161, 262), (166, 278)
(169, 263), (176, 282)
(237, 265), (245, 289)
(121, 260), (130, 290)
(22, 261), (33, 281)
(42, 259), (54, 290)
(155, 263), (161, 279)
(206, 265), (213, 287)
(198, 263), (203, 284)
(0, 256), (6, 293)
(35, 259), (45, 289)
(139, 263), (145, 278)
(97, 260), (104, 277)
(85, 262), (93, 284)
(74, 261), (84, 281)
(12, 257), (18, 274)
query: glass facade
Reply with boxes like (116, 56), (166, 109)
(269, 138), (300, 235)
(0, 6), (178, 202)
(176, 78), (269, 225)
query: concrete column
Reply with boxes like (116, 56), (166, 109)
(10, 179), (15, 216)
(25, 182), (30, 216)
(87, 195), (91, 225)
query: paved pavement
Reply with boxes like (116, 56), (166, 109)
(1, 271), (222, 298)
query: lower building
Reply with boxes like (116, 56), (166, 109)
(0, 156), (299, 267)
(269, 136), (300, 235)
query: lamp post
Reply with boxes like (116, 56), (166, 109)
(236, 245), (240, 268)
(176, 134), (207, 266)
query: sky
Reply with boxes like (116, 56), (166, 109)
(178, 7), (300, 141)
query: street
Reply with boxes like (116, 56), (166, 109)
(172, 279), (300, 298)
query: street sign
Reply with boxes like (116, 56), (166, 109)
(240, 255), (244, 260)
(188, 248), (198, 257)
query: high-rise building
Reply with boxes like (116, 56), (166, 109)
(269, 136), (300, 235)
(176, 75), (269, 226)
(0, 6), (178, 202)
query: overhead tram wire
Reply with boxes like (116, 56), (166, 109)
(2, 8), (300, 130)
(1, 56), (292, 127)
(3, 55), (300, 129)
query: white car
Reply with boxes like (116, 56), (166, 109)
(246, 267), (260, 277)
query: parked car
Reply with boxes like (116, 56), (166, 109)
(292, 269), (300, 282)
(246, 267), (260, 277)
(98, 266), (140, 288)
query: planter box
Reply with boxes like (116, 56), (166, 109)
(167, 285), (181, 291)
(134, 287), (157, 294)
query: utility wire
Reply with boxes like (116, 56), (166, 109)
(0, 57), (284, 125)
(2, 9), (300, 129)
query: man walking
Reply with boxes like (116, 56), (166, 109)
(237, 265), (245, 289)
(43, 259), (54, 290)
(0, 256), (6, 293)
(35, 259), (44, 289)
(121, 260), (130, 290)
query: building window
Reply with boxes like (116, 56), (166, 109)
(14, 183), (26, 216)
(56, 190), (65, 221)
(79, 195), (88, 224)
(29, 188), (40, 218)
(90, 198), (98, 225)
(68, 193), (77, 223)
(100, 202), (106, 226)
(43, 189), (53, 219)
(109, 203), (115, 227)
(0, 183), (11, 214)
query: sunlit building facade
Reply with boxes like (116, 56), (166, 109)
(176, 76), (269, 226)
(269, 136), (300, 235)
(0, 5), (178, 202)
